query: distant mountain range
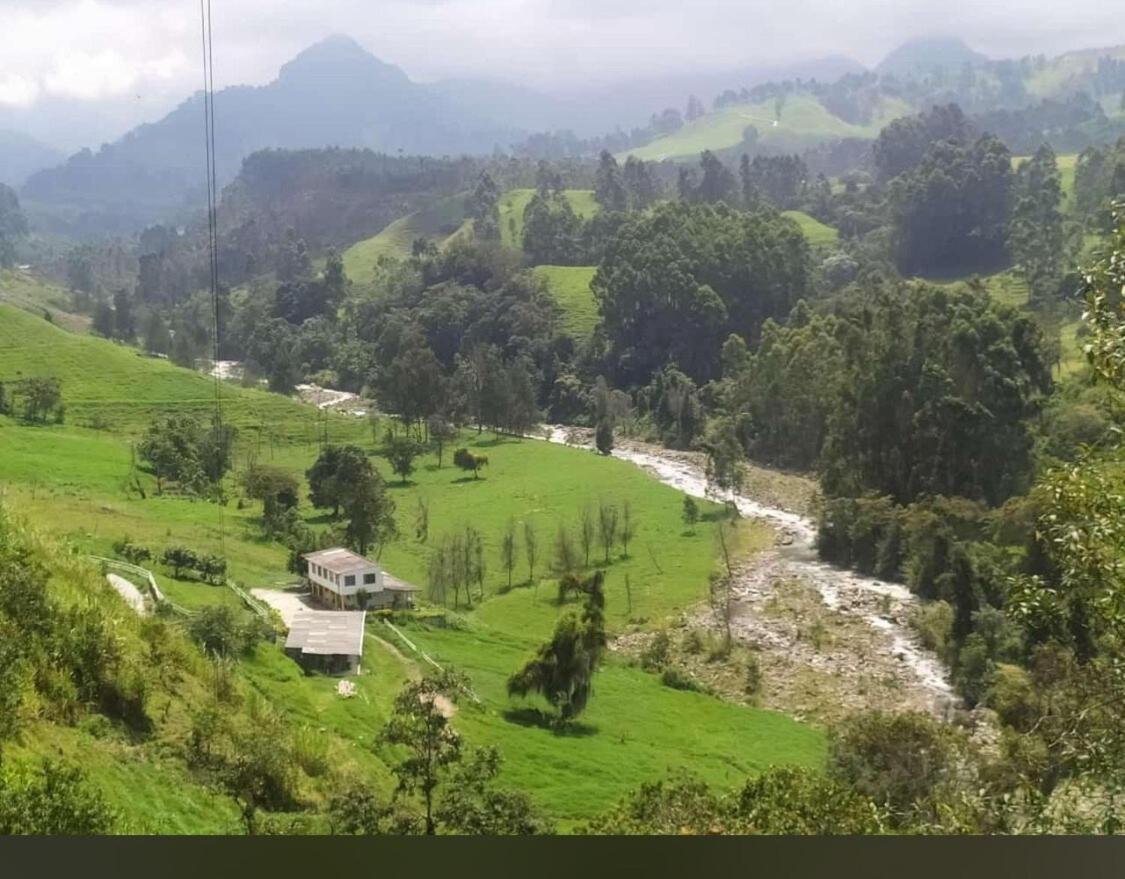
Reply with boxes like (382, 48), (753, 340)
(0, 129), (63, 188)
(15, 33), (1125, 238)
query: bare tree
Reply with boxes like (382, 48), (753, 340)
(713, 522), (735, 652)
(578, 504), (595, 567)
(500, 518), (517, 589)
(467, 526), (486, 601)
(428, 541), (449, 607)
(553, 525), (579, 575)
(524, 519), (538, 587)
(598, 502), (618, 564)
(415, 495), (430, 543)
(620, 499), (635, 558)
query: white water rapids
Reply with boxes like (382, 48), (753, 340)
(542, 425), (956, 716)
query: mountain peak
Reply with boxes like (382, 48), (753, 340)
(877, 36), (989, 78)
(277, 34), (409, 87)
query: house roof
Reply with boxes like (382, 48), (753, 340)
(302, 547), (378, 575)
(285, 609), (366, 657)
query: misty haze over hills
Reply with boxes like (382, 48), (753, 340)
(9, 32), (1125, 235)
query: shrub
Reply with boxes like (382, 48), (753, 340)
(453, 448), (488, 478)
(660, 667), (704, 692)
(681, 629), (705, 655)
(828, 711), (964, 825)
(744, 652), (762, 697)
(909, 600), (954, 665)
(161, 546), (199, 579)
(641, 631), (671, 671)
(112, 537), (151, 565)
(0, 760), (118, 835)
(189, 606), (264, 658)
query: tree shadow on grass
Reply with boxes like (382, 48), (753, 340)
(305, 512), (338, 526)
(450, 475), (486, 485)
(386, 480), (417, 490)
(469, 434), (521, 449)
(502, 707), (598, 738)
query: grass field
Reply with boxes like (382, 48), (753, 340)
(0, 303), (367, 440)
(342, 194), (469, 281)
(782, 210), (839, 248)
(0, 302), (825, 826)
(533, 265), (599, 337)
(399, 619), (824, 825)
(621, 94), (912, 162)
(499, 189), (599, 250)
(0, 269), (89, 333)
(1012, 153), (1078, 209)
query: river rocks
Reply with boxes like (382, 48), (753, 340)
(541, 424), (958, 725)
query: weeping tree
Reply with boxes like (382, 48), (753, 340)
(507, 571), (607, 722)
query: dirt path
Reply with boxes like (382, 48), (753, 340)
(543, 425), (957, 723)
(250, 587), (313, 627)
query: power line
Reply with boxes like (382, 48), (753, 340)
(199, 0), (226, 558)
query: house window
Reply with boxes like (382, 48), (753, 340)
(363, 573), (376, 585)
(344, 575), (355, 587)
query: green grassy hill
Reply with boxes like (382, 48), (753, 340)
(0, 269), (89, 334)
(499, 188), (598, 249)
(781, 211), (839, 248)
(533, 265), (599, 337)
(0, 302), (351, 438)
(621, 94), (912, 162)
(0, 305), (825, 828)
(1026, 46), (1125, 99)
(342, 194), (469, 281)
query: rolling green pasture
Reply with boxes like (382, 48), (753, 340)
(400, 619), (824, 825)
(0, 300), (825, 826)
(621, 94), (912, 162)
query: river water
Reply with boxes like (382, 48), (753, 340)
(543, 425), (956, 716)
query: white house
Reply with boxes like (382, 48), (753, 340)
(302, 547), (415, 610)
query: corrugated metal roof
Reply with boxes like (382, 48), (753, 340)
(302, 546), (378, 575)
(285, 609), (366, 657)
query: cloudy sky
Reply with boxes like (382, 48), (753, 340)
(1, 0), (1123, 140)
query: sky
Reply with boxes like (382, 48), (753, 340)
(1, 0), (1123, 146)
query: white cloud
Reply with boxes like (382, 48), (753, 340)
(44, 51), (138, 101)
(0, 74), (40, 107)
(0, 0), (1123, 111)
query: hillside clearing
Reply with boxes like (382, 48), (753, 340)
(781, 210), (839, 248)
(621, 94), (912, 162)
(341, 193), (468, 281)
(533, 265), (599, 337)
(0, 269), (89, 333)
(499, 188), (598, 249)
